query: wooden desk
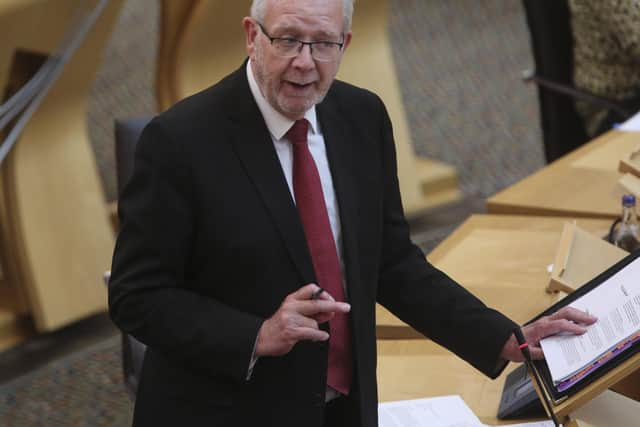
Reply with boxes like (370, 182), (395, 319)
(377, 339), (518, 425)
(377, 340), (640, 426)
(376, 306), (421, 339)
(376, 214), (624, 425)
(375, 214), (612, 338)
(487, 130), (640, 219)
(427, 215), (612, 323)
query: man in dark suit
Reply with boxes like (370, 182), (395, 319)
(109, 1), (596, 426)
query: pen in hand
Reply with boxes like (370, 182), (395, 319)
(311, 287), (325, 300)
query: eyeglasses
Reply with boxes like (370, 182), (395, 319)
(256, 22), (344, 62)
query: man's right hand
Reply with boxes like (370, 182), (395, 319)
(255, 283), (350, 357)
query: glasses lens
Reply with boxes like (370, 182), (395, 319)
(271, 39), (341, 62)
(312, 42), (339, 61)
(272, 39), (300, 56)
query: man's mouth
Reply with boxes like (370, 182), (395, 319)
(285, 81), (313, 90)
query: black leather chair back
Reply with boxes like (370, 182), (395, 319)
(115, 117), (152, 195)
(522, 0), (588, 163)
(114, 116), (152, 398)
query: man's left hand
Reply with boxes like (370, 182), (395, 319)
(499, 306), (597, 362)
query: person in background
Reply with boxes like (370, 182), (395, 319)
(109, 0), (596, 426)
(569, 0), (640, 137)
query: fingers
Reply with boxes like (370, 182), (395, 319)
(255, 283), (350, 357)
(290, 283), (335, 302)
(276, 313), (329, 342)
(524, 307), (596, 348)
(504, 307), (596, 364)
(547, 318), (589, 336)
(290, 326), (330, 342)
(312, 310), (336, 324)
(297, 299), (351, 316)
(549, 306), (597, 325)
(288, 283), (350, 316)
(541, 306), (597, 337)
(315, 288), (335, 302)
(255, 316), (330, 357)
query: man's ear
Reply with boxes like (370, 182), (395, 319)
(342, 31), (353, 52)
(243, 17), (258, 58)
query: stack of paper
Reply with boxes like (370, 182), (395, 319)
(378, 395), (554, 427)
(540, 256), (640, 391)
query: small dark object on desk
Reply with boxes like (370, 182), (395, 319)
(498, 363), (545, 419)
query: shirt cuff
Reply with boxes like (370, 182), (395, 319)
(246, 327), (261, 380)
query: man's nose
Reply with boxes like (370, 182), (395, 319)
(291, 43), (315, 70)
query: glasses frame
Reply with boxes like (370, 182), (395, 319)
(255, 21), (345, 62)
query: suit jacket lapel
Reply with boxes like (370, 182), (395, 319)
(317, 93), (363, 302)
(225, 65), (316, 285)
(222, 65), (363, 296)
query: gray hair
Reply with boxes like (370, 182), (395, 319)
(250, 0), (355, 33)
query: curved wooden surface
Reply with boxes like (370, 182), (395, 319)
(0, 0), (122, 331)
(428, 215), (612, 323)
(487, 130), (640, 219)
(156, 0), (200, 109)
(157, 0), (460, 214)
(0, 0), (45, 15)
(376, 214), (612, 339)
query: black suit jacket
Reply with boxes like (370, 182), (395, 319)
(109, 62), (517, 427)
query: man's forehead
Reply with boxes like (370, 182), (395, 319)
(266, 0), (343, 10)
(263, 0), (344, 29)
(271, 21), (342, 39)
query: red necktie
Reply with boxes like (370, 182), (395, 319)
(286, 119), (352, 395)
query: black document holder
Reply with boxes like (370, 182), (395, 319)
(526, 250), (640, 420)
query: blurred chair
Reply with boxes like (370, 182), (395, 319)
(521, 0), (631, 163)
(115, 117), (152, 193)
(112, 116), (153, 399)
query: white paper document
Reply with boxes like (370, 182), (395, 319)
(378, 395), (555, 427)
(378, 395), (482, 427)
(618, 111), (640, 132)
(540, 256), (640, 384)
(493, 422), (554, 427)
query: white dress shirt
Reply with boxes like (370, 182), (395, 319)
(246, 61), (343, 261)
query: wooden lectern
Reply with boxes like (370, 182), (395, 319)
(547, 222), (627, 294)
(529, 352), (640, 426)
(536, 234), (640, 426)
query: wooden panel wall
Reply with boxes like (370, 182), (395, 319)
(0, 0), (123, 331)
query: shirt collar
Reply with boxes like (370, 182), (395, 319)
(246, 60), (318, 140)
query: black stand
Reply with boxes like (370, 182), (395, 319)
(513, 327), (563, 427)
